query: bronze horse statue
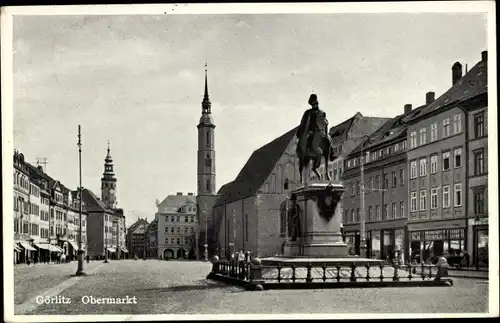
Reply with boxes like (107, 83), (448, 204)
(297, 135), (336, 183)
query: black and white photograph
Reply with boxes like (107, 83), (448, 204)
(2, 2), (498, 321)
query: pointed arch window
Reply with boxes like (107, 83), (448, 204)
(206, 131), (211, 147)
(206, 179), (211, 191)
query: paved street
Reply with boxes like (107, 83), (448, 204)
(15, 259), (489, 315)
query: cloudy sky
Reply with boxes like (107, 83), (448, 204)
(12, 10), (487, 226)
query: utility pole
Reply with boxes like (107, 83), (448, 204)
(75, 125), (86, 276)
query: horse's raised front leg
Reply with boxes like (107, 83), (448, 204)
(324, 156), (331, 181)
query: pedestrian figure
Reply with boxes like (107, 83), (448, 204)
(26, 258), (31, 266)
(238, 250), (245, 262)
(86, 254), (90, 263)
(464, 250), (470, 267)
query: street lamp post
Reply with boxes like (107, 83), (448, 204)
(75, 125), (86, 276)
(359, 136), (369, 258)
(203, 202), (208, 261)
(104, 220), (109, 263)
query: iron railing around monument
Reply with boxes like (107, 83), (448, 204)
(208, 259), (453, 288)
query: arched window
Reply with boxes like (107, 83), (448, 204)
(206, 179), (211, 191)
(206, 131), (210, 147)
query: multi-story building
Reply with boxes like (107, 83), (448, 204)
(196, 67), (219, 259)
(127, 218), (150, 258)
(156, 192), (197, 259)
(342, 103), (425, 261)
(406, 51), (487, 264)
(13, 151), (37, 263)
(145, 219), (158, 258)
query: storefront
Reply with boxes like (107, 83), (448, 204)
(366, 219), (407, 262)
(343, 224), (360, 255)
(472, 217), (488, 268)
(408, 228), (466, 263)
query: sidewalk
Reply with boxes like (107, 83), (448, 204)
(446, 268), (489, 279)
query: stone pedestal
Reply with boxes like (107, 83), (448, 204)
(284, 181), (348, 258)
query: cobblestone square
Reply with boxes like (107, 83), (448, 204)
(13, 259), (490, 316)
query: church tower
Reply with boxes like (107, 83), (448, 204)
(197, 64), (216, 197)
(101, 141), (117, 209)
(197, 64), (217, 258)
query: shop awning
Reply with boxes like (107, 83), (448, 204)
(107, 247), (116, 253)
(14, 245), (22, 252)
(18, 242), (36, 251)
(68, 240), (79, 251)
(34, 243), (51, 251)
(49, 245), (64, 253)
(121, 247), (129, 253)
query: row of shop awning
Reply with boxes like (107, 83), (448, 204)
(105, 247), (129, 253)
(34, 243), (64, 253)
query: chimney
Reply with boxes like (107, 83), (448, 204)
(176, 192), (182, 196)
(187, 192), (194, 196)
(481, 50), (487, 63)
(425, 92), (435, 105)
(404, 104), (412, 114)
(452, 62), (462, 85)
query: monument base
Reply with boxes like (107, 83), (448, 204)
(284, 240), (349, 258)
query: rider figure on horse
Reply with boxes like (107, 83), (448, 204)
(296, 94), (333, 181)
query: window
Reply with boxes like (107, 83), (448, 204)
(474, 112), (485, 138)
(452, 148), (462, 168)
(419, 128), (427, 145)
(351, 183), (355, 196)
(164, 226), (169, 233)
(399, 169), (405, 186)
(383, 204), (388, 220)
(205, 158), (212, 167)
(376, 205), (381, 221)
(474, 190), (485, 215)
(419, 158), (427, 177)
(368, 206), (373, 221)
(165, 238), (169, 244)
(420, 190), (427, 210)
(394, 143), (399, 152)
(431, 155), (438, 174)
(356, 208), (360, 222)
(454, 183), (462, 207)
(410, 192), (417, 212)
(368, 177), (373, 190)
(443, 151), (451, 171)
(392, 203), (397, 219)
(474, 150), (485, 175)
(400, 201), (405, 218)
(443, 186), (450, 208)
(206, 131), (210, 146)
(402, 140), (407, 150)
(453, 114), (462, 134)
(392, 171), (397, 187)
(171, 227), (174, 233)
(375, 175), (380, 189)
(351, 209), (355, 223)
(410, 132), (417, 148)
(410, 160), (417, 179)
(347, 160), (352, 168)
(185, 216), (189, 222)
(430, 123), (438, 142)
(371, 152), (377, 161)
(431, 187), (439, 209)
(344, 210), (349, 224)
(384, 173), (389, 189)
(176, 216), (180, 222)
(176, 238), (181, 245)
(443, 118), (451, 137)
(379, 149), (384, 158)
(206, 179), (211, 191)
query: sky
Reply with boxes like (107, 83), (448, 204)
(12, 12), (487, 226)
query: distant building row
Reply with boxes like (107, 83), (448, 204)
(13, 144), (128, 264)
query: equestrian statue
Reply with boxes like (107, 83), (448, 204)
(296, 94), (336, 183)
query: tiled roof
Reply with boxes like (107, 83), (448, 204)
(415, 59), (487, 119)
(157, 194), (196, 213)
(128, 218), (149, 231)
(81, 188), (111, 213)
(329, 113), (360, 144)
(349, 104), (426, 156)
(214, 126), (298, 207)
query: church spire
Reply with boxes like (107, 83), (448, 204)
(202, 63), (211, 114)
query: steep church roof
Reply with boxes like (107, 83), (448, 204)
(329, 113), (361, 144)
(81, 188), (112, 213)
(214, 126), (298, 207)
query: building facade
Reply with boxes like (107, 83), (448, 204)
(342, 103), (424, 261)
(126, 218), (149, 258)
(156, 192), (197, 259)
(406, 51), (487, 265)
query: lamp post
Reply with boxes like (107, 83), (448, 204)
(75, 125), (86, 276)
(104, 219), (109, 263)
(203, 201), (208, 261)
(359, 135), (369, 258)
